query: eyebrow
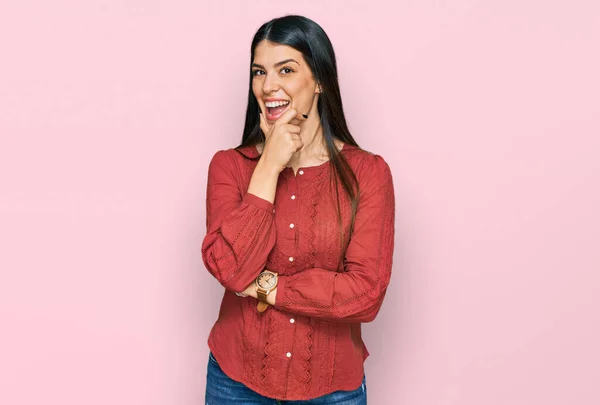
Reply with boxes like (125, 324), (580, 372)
(251, 59), (300, 69)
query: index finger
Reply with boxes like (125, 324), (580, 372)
(273, 108), (298, 127)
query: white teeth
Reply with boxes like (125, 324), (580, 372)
(265, 100), (290, 108)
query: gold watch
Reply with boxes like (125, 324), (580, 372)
(255, 270), (278, 312)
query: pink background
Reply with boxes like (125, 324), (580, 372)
(1, 1), (599, 404)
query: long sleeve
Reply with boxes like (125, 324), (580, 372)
(201, 150), (277, 292)
(274, 156), (395, 323)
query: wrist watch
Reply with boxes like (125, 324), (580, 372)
(255, 270), (278, 312)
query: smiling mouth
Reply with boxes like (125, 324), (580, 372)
(265, 100), (291, 120)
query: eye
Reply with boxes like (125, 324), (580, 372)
(252, 67), (294, 76)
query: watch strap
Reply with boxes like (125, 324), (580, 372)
(257, 301), (269, 312)
(257, 289), (269, 303)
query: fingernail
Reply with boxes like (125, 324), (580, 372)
(302, 114), (308, 119)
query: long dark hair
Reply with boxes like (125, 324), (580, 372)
(239, 15), (360, 262)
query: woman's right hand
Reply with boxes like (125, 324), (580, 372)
(259, 108), (303, 173)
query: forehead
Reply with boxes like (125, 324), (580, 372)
(253, 40), (305, 65)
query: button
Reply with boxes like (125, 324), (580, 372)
(289, 223), (295, 229)
(291, 195), (296, 200)
(298, 170), (304, 175)
(290, 318), (295, 324)
(286, 352), (292, 358)
(288, 257), (294, 262)
(272, 209), (275, 213)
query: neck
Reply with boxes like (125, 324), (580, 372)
(291, 115), (326, 162)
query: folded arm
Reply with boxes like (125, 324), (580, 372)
(273, 157), (395, 323)
(201, 150), (277, 292)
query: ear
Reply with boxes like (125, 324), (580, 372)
(314, 83), (322, 94)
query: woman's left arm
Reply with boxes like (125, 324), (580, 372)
(268, 157), (395, 323)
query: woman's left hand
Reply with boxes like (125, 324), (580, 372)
(236, 280), (277, 305)
(240, 282), (257, 298)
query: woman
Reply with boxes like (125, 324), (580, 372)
(201, 15), (395, 404)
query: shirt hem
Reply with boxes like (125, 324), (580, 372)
(207, 337), (365, 401)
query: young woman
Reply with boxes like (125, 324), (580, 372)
(202, 15), (395, 404)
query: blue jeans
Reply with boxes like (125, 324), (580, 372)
(205, 352), (367, 404)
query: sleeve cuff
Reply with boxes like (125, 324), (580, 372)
(243, 193), (275, 214)
(274, 275), (287, 307)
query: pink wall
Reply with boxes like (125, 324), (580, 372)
(1, 1), (599, 404)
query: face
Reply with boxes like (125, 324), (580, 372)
(251, 40), (320, 124)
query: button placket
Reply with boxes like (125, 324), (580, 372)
(285, 174), (298, 267)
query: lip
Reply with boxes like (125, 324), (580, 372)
(263, 98), (292, 121)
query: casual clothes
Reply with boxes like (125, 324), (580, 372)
(202, 143), (395, 400)
(206, 351), (367, 404)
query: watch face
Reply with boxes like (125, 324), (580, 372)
(257, 272), (277, 289)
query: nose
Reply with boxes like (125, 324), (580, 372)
(262, 72), (280, 94)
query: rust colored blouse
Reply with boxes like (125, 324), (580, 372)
(201, 143), (395, 400)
